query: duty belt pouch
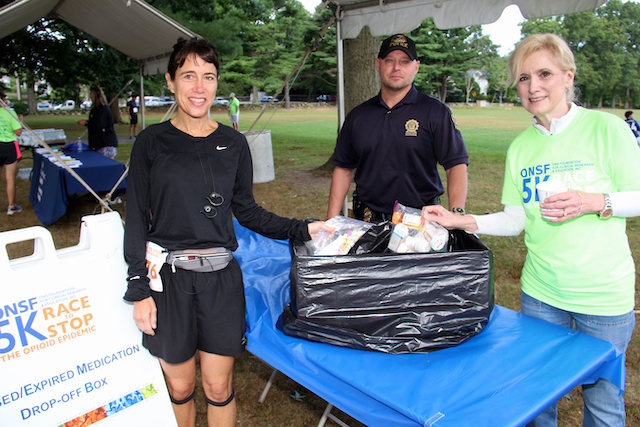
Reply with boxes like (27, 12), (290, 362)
(352, 190), (364, 219)
(167, 248), (233, 273)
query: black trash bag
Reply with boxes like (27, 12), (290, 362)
(282, 230), (494, 354)
(348, 220), (393, 254)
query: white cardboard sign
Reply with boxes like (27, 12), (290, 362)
(0, 212), (177, 427)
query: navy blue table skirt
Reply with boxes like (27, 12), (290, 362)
(29, 150), (126, 225)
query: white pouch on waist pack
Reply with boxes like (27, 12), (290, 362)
(146, 241), (168, 292)
(166, 247), (233, 273)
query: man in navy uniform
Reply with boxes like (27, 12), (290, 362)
(327, 34), (469, 221)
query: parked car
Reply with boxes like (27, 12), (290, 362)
(316, 95), (335, 102)
(260, 96), (278, 103)
(213, 97), (229, 105)
(80, 100), (92, 109)
(53, 100), (75, 110)
(158, 96), (175, 106)
(144, 96), (163, 106)
(37, 101), (52, 111)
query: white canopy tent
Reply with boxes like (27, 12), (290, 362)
(0, 0), (607, 128)
(327, 0), (607, 125)
(0, 0), (199, 127)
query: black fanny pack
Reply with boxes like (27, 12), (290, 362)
(167, 247), (233, 273)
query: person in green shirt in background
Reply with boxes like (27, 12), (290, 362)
(0, 87), (23, 215)
(229, 92), (239, 131)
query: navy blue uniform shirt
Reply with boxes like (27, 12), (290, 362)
(333, 86), (468, 213)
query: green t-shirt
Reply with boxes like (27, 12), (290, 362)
(229, 97), (239, 115)
(0, 107), (21, 142)
(502, 107), (640, 316)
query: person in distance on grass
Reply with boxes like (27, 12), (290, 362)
(127, 93), (139, 139)
(77, 86), (118, 159)
(422, 33), (640, 427)
(624, 110), (640, 146)
(228, 92), (239, 131)
(327, 33), (469, 222)
(123, 37), (332, 427)
(0, 87), (23, 215)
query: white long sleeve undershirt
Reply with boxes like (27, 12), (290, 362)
(469, 191), (640, 236)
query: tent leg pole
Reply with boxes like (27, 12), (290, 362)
(139, 63), (145, 130)
(336, 18), (349, 217)
(337, 18), (345, 129)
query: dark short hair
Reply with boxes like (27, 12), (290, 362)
(625, 111), (633, 119)
(167, 37), (219, 80)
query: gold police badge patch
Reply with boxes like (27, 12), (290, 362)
(451, 114), (460, 130)
(405, 119), (419, 136)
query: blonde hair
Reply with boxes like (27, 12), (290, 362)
(89, 86), (108, 107)
(508, 33), (577, 102)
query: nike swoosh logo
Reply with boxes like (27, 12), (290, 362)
(216, 146), (227, 150)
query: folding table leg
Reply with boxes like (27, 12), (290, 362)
(258, 369), (279, 403)
(317, 403), (350, 427)
(257, 366), (350, 427)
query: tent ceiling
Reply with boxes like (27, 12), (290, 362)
(0, 0), (198, 74)
(329, 0), (607, 39)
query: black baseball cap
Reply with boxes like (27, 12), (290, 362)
(378, 34), (417, 61)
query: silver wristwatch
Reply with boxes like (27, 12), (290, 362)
(598, 193), (612, 219)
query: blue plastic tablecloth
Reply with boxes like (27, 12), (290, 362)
(232, 221), (625, 427)
(29, 150), (126, 225)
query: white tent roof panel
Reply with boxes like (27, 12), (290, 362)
(330, 0), (606, 39)
(0, 0), (198, 74)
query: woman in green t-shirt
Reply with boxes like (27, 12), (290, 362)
(423, 33), (640, 427)
(0, 87), (23, 215)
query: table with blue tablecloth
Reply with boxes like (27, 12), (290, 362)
(232, 221), (625, 427)
(29, 149), (126, 225)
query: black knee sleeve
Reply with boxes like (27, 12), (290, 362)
(205, 388), (235, 407)
(170, 389), (195, 405)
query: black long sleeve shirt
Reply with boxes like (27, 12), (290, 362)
(87, 105), (118, 149)
(123, 121), (310, 301)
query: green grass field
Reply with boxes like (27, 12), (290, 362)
(8, 105), (640, 426)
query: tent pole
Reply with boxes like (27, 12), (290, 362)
(337, 17), (345, 129)
(139, 63), (146, 130)
(336, 15), (349, 217)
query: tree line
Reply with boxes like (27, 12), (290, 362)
(521, 0), (640, 109)
(1, 0), (639, 111)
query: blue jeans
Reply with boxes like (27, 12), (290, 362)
(521, 292), (634, 427)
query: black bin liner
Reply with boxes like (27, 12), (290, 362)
(281, 230), (494, 354)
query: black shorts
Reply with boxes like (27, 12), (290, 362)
(130, 115), (138, 124)
(143, 258), (246, 363)
(0, 141), (19, 165)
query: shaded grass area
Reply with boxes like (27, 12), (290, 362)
(4, 106), (639, 426)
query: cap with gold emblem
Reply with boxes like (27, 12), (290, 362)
(378, 34), (417, 61)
